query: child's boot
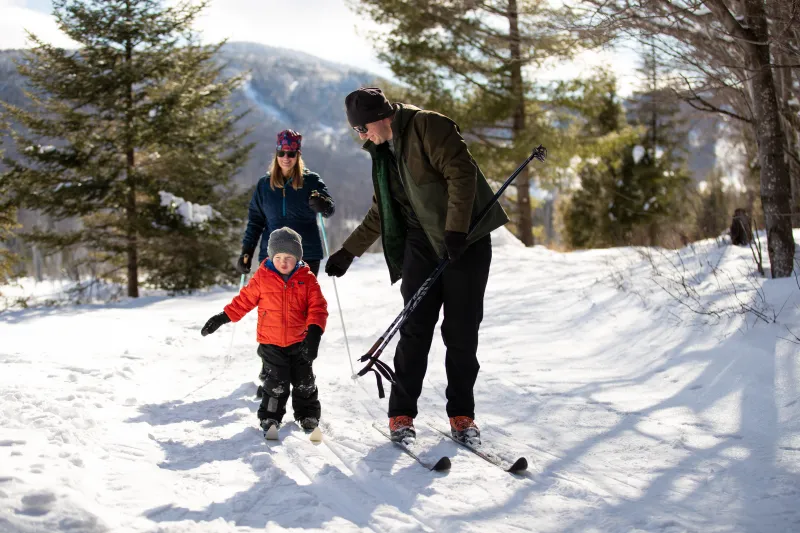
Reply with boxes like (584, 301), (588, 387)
(260, 418), (280, 440)
(297, 416), (319, 431)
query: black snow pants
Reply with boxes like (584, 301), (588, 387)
(257, 342), (320, 422)
(388, 227), (492, 420)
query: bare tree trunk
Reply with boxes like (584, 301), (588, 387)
(126, 149), (138, 298)
(788, 137), (800, 229)
(649, 38), (658, 152)
(774, 50), (800, 228)
(124, 12), (138, 298)
(508, 0), (533, 246)
(710, 0), (796, 276)
(741, 0), (795, 277)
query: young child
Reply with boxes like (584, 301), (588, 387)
(201, 227), (328, 434)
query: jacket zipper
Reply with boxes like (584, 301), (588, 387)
(283, 281), (289, 346)
(282, 177), (293, 217)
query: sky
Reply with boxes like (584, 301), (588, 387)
(0, 0), (641, 95)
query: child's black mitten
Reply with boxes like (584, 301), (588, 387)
(300, 324), (323, 363)
(201, 312), (231, 336)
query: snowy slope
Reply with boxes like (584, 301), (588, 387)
(1, 228), (799, 533)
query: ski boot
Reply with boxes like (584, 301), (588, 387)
(389, 416), (416, 443)
(450, 416), (480, 445)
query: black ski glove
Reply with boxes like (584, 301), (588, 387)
(236, 248), (255, 274)
(325, 248), (354, 277)
(444, 231), (468, 263)
(201, 312), (231, 336)
(300, 324), (323, 363)
(308, 192), (332, 215)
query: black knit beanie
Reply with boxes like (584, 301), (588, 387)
(344, 87), (394, 128)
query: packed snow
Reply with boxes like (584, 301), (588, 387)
(1, 227), (799, 533)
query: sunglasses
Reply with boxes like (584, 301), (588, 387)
(352, 125), (368, 134)
(277, 150), (298, 158)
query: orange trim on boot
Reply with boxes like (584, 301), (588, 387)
(389, 416), (414, 432)
(449, 416), (478, 432)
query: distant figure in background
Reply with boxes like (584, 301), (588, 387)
(236, 129), (335, 278)
(730, 208), (752, 246)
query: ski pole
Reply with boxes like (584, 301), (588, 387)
(225, 270), (248, 365)
(317, 213), (357, 380)
(356, 145), (547, 397)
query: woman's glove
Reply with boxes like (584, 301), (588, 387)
(308, 192), (333, 215)
(236, 248), (255, 274)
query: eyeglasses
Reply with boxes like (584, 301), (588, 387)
(352, 125), (368, 134)
(277, 150), (298, 158)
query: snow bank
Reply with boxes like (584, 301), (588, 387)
(1, 230), (799, 532)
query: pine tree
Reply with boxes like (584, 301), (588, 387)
(558, 71), (637, 248)
(0, 121), (20, 283)
(623, 39), (693, 246)
(1, 0), (252, 296)
(355, 0), (579, 245)
(558, 69), (692, 248)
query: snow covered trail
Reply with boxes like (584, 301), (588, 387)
(2, 229), (799, 532)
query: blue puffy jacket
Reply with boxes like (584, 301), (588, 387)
(242, 169), (335, 262)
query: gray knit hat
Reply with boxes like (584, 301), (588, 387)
(267, 227), (303, 261)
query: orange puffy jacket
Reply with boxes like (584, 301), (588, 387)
(223, 260), (327, 347)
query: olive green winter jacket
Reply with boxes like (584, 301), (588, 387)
(342, 103), (509, 283)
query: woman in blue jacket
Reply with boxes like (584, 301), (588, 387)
(236, 130), (335, 277)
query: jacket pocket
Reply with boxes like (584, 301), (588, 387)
(256, 308), (266, 332)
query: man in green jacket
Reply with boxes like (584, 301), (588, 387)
(324, 87), (508, 444)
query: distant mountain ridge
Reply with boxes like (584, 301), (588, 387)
(0, 41), (382, 251)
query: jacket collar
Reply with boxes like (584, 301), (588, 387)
(264, 258), (305, 280)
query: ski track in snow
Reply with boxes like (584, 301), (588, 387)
(1, 228), (800, 532)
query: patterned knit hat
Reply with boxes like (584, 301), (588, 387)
(267, 227), (303, 261)
(276, 129), (302, 151)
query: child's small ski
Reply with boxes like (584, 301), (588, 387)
(295, 421), (323, 442)
(426, 422), (527, 474)
(372, 422), (451, 472)
(263, 422), (323, 442)
(263, 424), (279, 441)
